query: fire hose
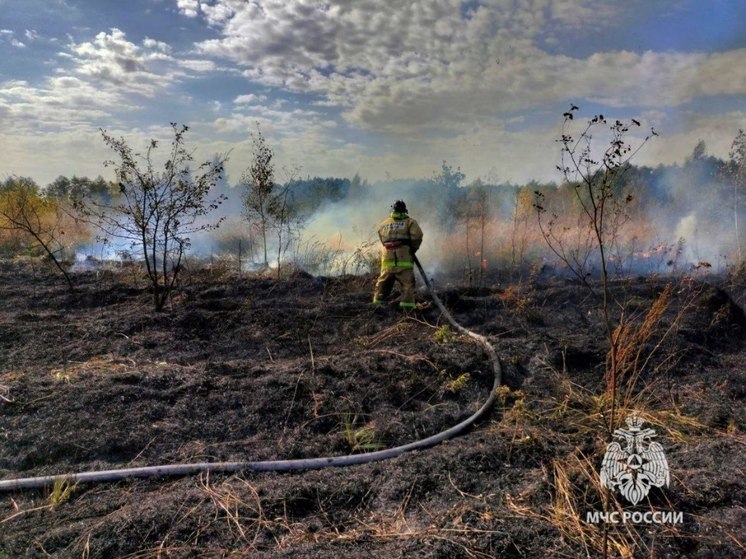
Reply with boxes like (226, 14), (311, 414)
(0, 257), (501, 492)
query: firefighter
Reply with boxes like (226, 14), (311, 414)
(373, 200), (423, 309)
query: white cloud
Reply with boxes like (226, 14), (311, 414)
(0, 124), (196, 187)
(201, 1), (234, 25)
(0, 29), (189, 139)
(0, 129), (113, 185)
(213, 103), (327, 137)
(0, 26), (229, 148)
(2, 1), (744, 189)
(178, 58), (216, 72)
(640, 111), (746, 168)
(143, 37), (171, 53)
(548, 0), (623, 28)
(11, 38), (25, 48)
(67, 28), (179, 96)
(183, 0), (746, 139)
(176, 0), (200, 18)
(0, 77), (137, 134)
(233, 93), (267, 105)
(174, 4), (556, 129)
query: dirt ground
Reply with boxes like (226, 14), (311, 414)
(0, 260), (744, 558)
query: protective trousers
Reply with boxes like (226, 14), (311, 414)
(373, 265), (416, 308)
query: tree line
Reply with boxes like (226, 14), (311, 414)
(1, 119), (744, 310)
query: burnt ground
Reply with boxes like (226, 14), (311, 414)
(0, 260), (744, 558)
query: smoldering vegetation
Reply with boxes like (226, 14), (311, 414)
(3, 134), (744, 286)
(105, 144), (746, 283)
(1, 127), (745, 558)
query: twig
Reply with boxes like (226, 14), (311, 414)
(127, 436), (158, 466)
(0, 384), (11, 402)
(281, 370), (304, 440)
(308, 335), (316, 374)
(447, 472), (489, 501)
(1, 504), (53, 524)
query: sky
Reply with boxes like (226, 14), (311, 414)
(1, 0), (746, 188)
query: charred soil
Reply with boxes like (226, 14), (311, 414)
(0, 261), (744, 558)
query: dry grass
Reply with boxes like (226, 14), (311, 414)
(507, 451), (646, 559)
(205, 262), (241, 284)
(356, 321), (413, 348)
(103, 474), (516, 558)
(342, 414), (384, 452)
(199, 474), (268, 547)
(495, 279), (739, 558)
(497, 284), (544, 324)
(49, 354), (138, 382)
(508, 446), (746, 558)
(611, 283), (686, 415)
(47, 354), (200, 384)
(274, 480), (510, 559)
(497, 284), (533, 311)
(0, 478), (78, 526)
(520, 352), (712, 447)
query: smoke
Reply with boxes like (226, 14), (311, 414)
(295, 176), (482, 280)
(640, 152), (742, 271)
(72, 146), (745, 281)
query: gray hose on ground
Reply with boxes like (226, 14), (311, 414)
(0, 261), (501, 492)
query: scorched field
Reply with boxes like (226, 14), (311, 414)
(0, 261), (744, 558)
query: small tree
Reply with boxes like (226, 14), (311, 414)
(433, 160), (466, 229)
(459, 181), (490, 287)
(0, 177), (75, 290)
(272, 176), (306, 279)
(510, 186), (535, 281)
(81, 123), (228, 311)
(726, 129), (746, 261)
(534, 106), (656, 432)
(241, 125), (277, 267)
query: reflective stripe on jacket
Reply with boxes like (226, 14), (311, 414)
(377, 212), (423, 266)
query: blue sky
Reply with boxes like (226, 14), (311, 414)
(1, 0), (746, 187)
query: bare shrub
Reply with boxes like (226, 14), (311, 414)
(534, 106), (657, 431)
(78, 123), (228, 311)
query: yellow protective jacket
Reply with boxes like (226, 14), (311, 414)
(377, 211), (423, 268)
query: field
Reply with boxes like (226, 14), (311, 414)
(0, 260), (744, 558)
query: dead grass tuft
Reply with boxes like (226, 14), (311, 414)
(49, 354), (138, 381)
(508, 451), (646, 559)
(199, 473), (270, 547)
(356, 321), (413, 348)
(498, 279), (739, 558)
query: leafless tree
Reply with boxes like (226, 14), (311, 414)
(535, 106), (656, 432)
